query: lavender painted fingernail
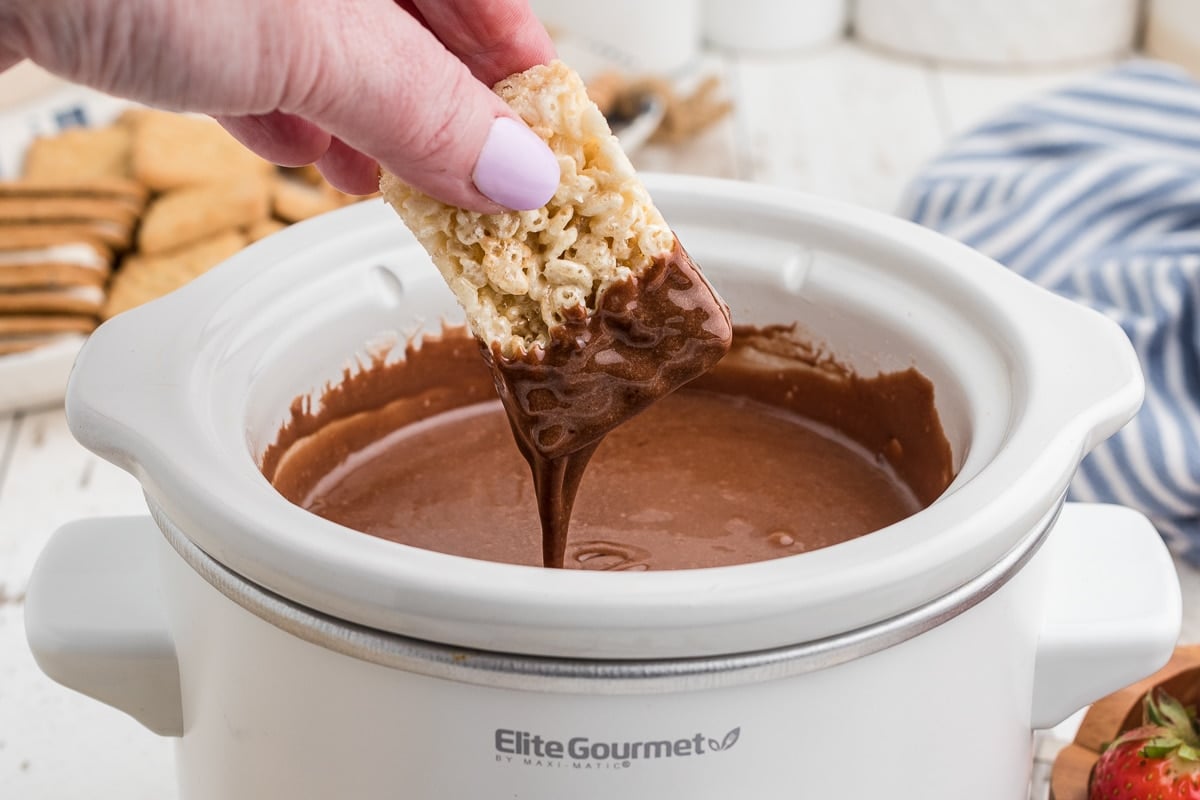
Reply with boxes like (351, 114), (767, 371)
(472, 117), (560, 211)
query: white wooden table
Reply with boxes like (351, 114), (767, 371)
(3, 41), (1199, 798)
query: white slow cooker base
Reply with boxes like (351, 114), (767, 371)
(163, 521), (1042, 800)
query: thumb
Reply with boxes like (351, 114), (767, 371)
(287, 2), (559, 212)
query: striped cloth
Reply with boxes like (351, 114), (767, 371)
(902, 60), (1200, 563)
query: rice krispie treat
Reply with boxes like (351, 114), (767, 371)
(380, 60), (717, 360)
(380, 60), (732, 568)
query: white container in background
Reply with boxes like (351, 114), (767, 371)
(703, 0), (847, 53)
(855, 0), (1139, 67)
(1147, 0), (1200, 77)
(530, 0), (701, 74)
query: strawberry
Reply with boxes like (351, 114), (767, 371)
(1089, 688), (1200, 799)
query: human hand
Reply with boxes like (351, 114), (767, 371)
(0, 0), (561, 211)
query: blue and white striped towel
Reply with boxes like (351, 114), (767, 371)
(902, 61), (1200, 562)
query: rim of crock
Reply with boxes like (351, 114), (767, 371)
(149, 494), (1063, 688)
(65, 176), (1143, 659)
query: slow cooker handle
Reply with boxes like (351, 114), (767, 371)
(1031, 503), (1181, 729)
(24, 516), (183, 737)
(1027, 296), (1144, 457)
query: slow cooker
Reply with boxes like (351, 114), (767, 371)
(26, 176), (1180, 799)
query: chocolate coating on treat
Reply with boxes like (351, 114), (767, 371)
(263, 325), (954, 571)
(482, 240), (732, 566)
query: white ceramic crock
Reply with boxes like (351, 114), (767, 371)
(703, 0), (847, 53)
(1147, 0), (1200, 77)
(854, 0), (1139, 67)
(27, 177), (1179, 800)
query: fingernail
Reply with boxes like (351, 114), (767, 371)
(472, 117), (560, 211)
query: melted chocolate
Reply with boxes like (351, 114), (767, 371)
(481, 241), (732, 567)
(263, 327), (954, 571)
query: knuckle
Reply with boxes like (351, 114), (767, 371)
(403, 65), (477, 165)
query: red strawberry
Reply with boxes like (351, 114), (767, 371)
(1089, 688), (1200, 799)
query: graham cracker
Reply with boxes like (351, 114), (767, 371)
(103, 230), (246, 319)
(0, 220), (132, 251)
(0, 332), (86, 356)
(0, 177), (149, 208)
(114, 107), (153, 128)
(0, 285), (104, 315)
(246, 218), (286, 242)
(138, 178), (270, 254)
(130, 110), (274, 191)
(0, 314), (96, 337)
(272, 176), (352, 222)
(0, 234), (111, 288)
(0, 196), (140, 229)
(0, 229), (111, 255)
(22, 125), (133, 181)
(0, 263), (109, 290)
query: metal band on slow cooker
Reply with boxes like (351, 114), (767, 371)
(149, 497), (1063, 693)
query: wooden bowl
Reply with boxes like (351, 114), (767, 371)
(1051, 646), (1200, 800)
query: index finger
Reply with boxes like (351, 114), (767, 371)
(410, 0), (556, 87)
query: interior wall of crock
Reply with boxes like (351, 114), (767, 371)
(233, 215), (1012, 501)
(671, 220), (1007, 485)
(239, 247), (467, 465)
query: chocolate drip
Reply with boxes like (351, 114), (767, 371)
(570, 540), (652, 571)
(481, 240), (732, 567)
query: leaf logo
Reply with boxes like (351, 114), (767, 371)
(708, 727), (741, 752)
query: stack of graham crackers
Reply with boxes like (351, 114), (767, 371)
(0, 177), (145, 354)
(0, 108), (366, 357)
